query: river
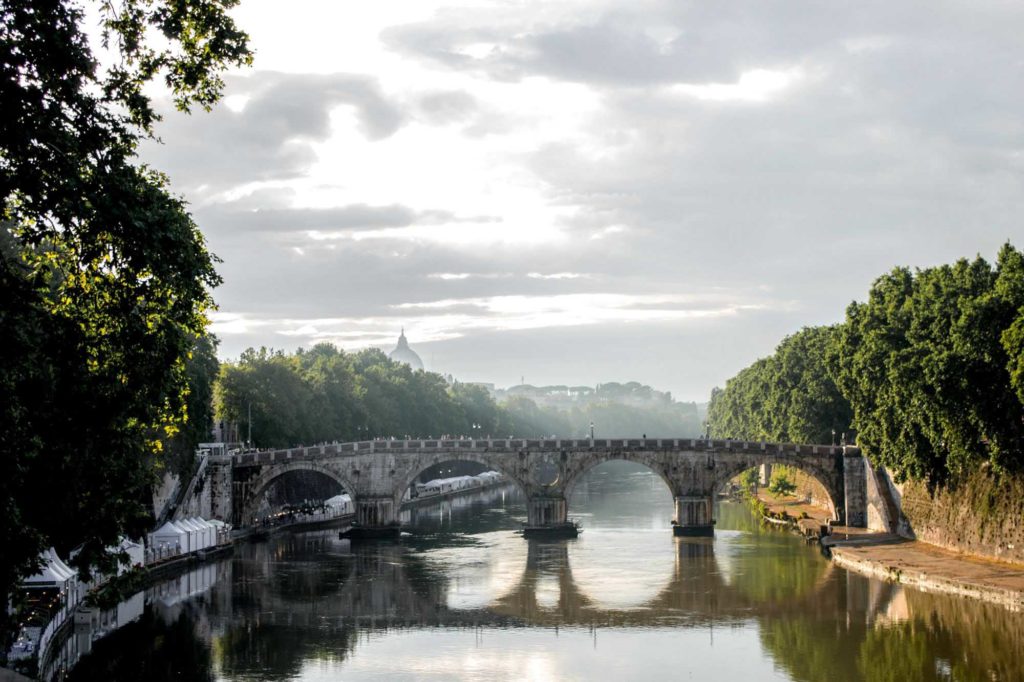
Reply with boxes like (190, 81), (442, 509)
(57, 461), (1024, 681)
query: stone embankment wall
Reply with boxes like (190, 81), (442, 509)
(887, 468), (1024, 565)
(787, 467), (833, 512)
(152, 471), (179, 520)
(150, 460), (215, 524)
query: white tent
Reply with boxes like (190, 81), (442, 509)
(23, 548), (82, 617)
(189, 517), (214, 549)
(150, 521), (186, 554)
(118, 538), (145, 571)
(181, 518), (203, 550)
(23, 548), (76, 588)
(325, 494), (352, 514)
(207, 519), (229, 545)
(177, 519), (204, 551)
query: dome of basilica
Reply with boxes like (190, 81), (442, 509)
(388, 329), (424, 370)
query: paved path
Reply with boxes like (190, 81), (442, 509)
(827, 534), (1024, 611)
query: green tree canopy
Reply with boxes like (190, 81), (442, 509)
(707, 326), (852, 444)
(214, 345), (702, 446)
(707, 244), (1024, 487)
(0, 0), (250, 640)
(829, 244), (1024, 483)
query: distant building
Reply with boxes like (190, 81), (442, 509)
(388, 328), (424, 370)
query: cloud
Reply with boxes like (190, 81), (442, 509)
(140, 0), (1024, 400)
(215, 290), (781, 346)
(415, 90), (480, 125)
(141, 71), (404, 197)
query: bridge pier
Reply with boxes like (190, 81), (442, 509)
(673, 494), (715, 537)
(208, 454), (234, 523)
(351, 496), (401, 538)
(527, 495), (568, 527)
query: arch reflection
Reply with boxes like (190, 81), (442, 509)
(58, 522), (1024, 682)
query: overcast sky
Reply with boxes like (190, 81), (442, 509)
(139, 0), (1024, 402)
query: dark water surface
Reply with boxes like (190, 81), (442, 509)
(62, 462), (1024, 681)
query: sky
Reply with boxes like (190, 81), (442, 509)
(138, 0), (1024, 402)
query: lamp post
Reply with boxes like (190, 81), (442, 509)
(589, 421), (595, 442)
(247, 401), (252, 450)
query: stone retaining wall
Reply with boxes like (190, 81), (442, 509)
(893, 469), (1024, 565)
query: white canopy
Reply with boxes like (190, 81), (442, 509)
(177, 519), (204, 551)
(118, 537), (145, 568)
(188, 517), (214, 549)
(150, 520), (187, 551)
(23, 548), (76, 587)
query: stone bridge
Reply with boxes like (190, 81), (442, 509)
(206, 438), (870, 535)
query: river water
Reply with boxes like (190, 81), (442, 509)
(60, 462), (1024, 681)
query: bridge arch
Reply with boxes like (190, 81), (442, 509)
(390, 451), (529, 508)
(712, 453), (843, 521)
(562, 453), (678, 502)
(239, 461), (359, 525)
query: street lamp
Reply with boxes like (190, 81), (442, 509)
(589, 421), (595, 441)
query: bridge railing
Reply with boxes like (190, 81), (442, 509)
(232, 438), (859, 467)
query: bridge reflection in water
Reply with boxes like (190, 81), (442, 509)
(64, 482), (1024, 682)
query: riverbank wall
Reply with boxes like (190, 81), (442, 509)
(886, 468), (1024, 565)
(817, 465), (1024, 613)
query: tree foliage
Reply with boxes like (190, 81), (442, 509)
(0, 0), (250, 638)
(707, 326), (852, 444)
(215, 347), (703, 446)
(830, 245), (1024, 483)
(215, 345), (524, 447)
(164, 333), (220, 477)
(768, 471), (796, 498)
(498, 381), (703, 438)
(707, 244), (1024, 487)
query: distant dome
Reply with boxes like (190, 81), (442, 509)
(388, 329), (424, 370)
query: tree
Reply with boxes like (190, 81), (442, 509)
(739, 468), (760, 493)
(706, 326), (852, 444)
(164, 333), (221, 477)
(829, 246), (1024, 484)
(0, 0), (251, 642)
(768, 472), (796, 498)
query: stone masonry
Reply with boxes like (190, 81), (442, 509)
(210, 438), (872, 535)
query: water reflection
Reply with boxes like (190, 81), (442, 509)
(61, 467), (1024, 682)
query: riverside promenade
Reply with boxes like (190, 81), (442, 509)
(825, 532), (1024, 612)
